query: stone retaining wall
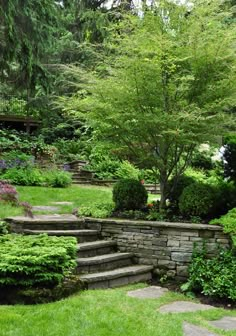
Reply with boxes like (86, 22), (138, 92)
(85, 218), (230, 280)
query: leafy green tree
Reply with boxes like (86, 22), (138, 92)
(62, 0), (236, 209)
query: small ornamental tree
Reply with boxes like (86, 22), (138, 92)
(61, 0), (236, 210)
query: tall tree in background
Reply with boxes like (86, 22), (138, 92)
(62, 0), (236, 209)
(0, 0), (58, 96)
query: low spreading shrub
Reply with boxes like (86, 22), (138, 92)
(1, 168), (72, 188)
(1, 168), (44, 186)
(113, 179), (148, 211)
(179, 182), (217, 218)
(44, 170), (72, 187)
(0, 234), (77, 287)
(79, 202), (114, 218)
(183, 247), (236, 300)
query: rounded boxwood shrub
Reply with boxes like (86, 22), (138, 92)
(179, 182), (217, 218)
(113, 179), (148, 211)
(168, 175), (195, 204)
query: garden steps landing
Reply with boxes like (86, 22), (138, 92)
(6, 215), (153, 289)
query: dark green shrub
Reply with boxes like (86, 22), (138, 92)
(179, 182), (217, 218)
(0, 234), (77, 287)
(44, 170), (72, 187)
(113, 179), (148, 211)
(0, 221), (9, 234)
(213, 181), (236, 217)
(168, 175), (195, 204)
(223, 135), (236, 182)
(185, 248), (236, 300)
(191, 152), (214, 170)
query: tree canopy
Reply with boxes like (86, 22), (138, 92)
(61, 0), (236, 208)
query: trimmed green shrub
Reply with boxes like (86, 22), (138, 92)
(44, 170), (72, 187)
(185, 248), (236, 300)
(113, 179), (148, 211)
(168, 175), (195, 204)
(0, 234), (77, 287)
(179, 182), (217, 218)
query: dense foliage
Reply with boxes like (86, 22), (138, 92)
(0, 168), (72, 187)
(211, 208), (236, 246)
(223, 135), (236, 182)
(113, 179), (148, 211)
(185, 247), (236, 300)
(63, 1), (236, 210)
(0, 234), (77, 287)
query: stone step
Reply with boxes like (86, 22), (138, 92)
(6, 215), (85, 232)
(72, 180), (93, 185)
(77, 252), (133, 273)
(77, 240), (117, 257)
(79, 265), (153, 289)
(23, 229), (99, 242)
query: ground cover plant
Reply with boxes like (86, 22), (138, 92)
(0, 234), (77, 287)
(0, 284), (235, 336)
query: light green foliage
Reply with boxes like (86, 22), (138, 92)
(0, 234), (77, 287)
(43, 170), (72, 188)
(115, 161), (140, 180)
(211, 208), (236, 246)
(1, 168), (72, 188)
(185, 247), (236, 300)
(1, 168), (45, 186)
(63, 0), (236, 210)
(79, 202), (114, 218)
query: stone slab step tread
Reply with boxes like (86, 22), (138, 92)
(77, 240), (117, 251)
(7, 214), (81, 223)
(77, 252), (133, 265)
(79, 265), (153, 282)
(24, 229), (99, 236)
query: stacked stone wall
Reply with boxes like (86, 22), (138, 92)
(85, 218), (230, 280)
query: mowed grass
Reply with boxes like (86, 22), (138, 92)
(0, 185), (113, 219)
(0, 284), (235, 336)
(0, 184), (158, 219)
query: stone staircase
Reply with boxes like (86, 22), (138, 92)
(65, 160), (95, 185)
(7, 215), (153, 289)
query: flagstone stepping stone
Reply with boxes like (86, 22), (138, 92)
(32, 206), (59, 212)
(51, 202), (73, 205)
(183, 322), (217, 336)
(159, 301), (213, 313)
(209, 316), (236, 331)
(127, 286), (168, 299)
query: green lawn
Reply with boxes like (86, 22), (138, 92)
(0, 284), (235, 336)
(0, 185), (159, 219)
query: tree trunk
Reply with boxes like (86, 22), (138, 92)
(159, 174), (168, 211)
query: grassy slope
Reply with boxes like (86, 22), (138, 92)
(0, 284), (235, 336)
(0, 185), (158, 219)
(0, 185), (113, 219)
